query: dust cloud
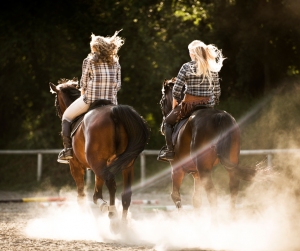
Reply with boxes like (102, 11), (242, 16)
(25, 161), (300, 251)
(26, 84), (300, 250)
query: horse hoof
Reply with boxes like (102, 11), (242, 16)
(96, 199), (109, 212)
(175, 201), (182, 210)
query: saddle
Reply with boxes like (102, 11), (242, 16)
(70, 99), (113, 137)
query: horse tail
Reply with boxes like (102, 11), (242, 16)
(102, 105), (149, 180)
(216, 112), (273, 181)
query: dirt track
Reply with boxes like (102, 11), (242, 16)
(2, 189), (299, 251)
(0, 191), (200, 251)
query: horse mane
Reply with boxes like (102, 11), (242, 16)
(163, 77), (176, 92)
(160, 77), (186, 134)
(58, 78), (80, 102)
(55, 78), (80, 119)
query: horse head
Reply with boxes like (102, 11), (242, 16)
(49, 77), (80, 119)
(160, 77), (176, 117)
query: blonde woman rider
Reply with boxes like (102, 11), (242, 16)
(158, 40), (224, 161)
(58, 31), (124, 163)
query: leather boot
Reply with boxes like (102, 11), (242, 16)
(57, 120), (73, 164)
(157, 123), (175, 162)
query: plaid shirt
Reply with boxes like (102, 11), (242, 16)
(173, 61), (221, 106)
(80, 57), (121, 105)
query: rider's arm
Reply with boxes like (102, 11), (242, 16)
(213, 72), (221, 105)
(173, 64), (187, 105)
(116, 63), (121, 91)
(80, 58), (90, 94)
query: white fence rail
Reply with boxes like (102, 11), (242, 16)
(1, 149), (300, 185)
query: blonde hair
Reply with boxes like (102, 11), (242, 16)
(89, 30), (124, 65)
(188, 40), (224, 86)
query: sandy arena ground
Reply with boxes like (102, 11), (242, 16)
(0, 190), (204, 251)
(2, 187), (299, 251)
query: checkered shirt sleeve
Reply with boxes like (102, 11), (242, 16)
(80, 58), (90, 91)
(173, 61), (221, 106)
(80, 57), (121, 105)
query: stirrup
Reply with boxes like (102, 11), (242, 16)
(57, 148), (73, 164)
(57, 159), (70, 164)
(157, 146), (174, 162)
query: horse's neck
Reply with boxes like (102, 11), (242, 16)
(60, 95), (74, 114)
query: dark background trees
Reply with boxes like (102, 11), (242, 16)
(0, 0), (299, 151)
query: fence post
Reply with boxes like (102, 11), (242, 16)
(140, 152), (146, 186)
(37, 153), (42, 181)
(267, 154), (272, 167)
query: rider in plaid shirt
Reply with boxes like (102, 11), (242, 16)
(173, 61), (221, 106)
(81, 57), (121, 105)
(58, 31), (124, 163)
(158, 40), (225, 162)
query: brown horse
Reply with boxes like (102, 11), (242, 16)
(160, 78), (269, 223)
(49, 79), (149, 229)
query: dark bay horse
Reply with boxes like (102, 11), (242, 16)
(49, 79), (149, 228)
(160, 78), (270, 222)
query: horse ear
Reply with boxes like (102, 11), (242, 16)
(49, 82), (57, 94)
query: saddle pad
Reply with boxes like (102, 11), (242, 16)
(71, 115), (84, 137)
(172, 117), (189, 146)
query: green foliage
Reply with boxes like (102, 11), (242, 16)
(0, 0), (299, 159)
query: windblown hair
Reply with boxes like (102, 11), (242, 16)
(88, 30), (124, 65)
(188, 40), (225, 87)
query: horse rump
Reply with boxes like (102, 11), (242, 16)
(102, 105), (150, 180)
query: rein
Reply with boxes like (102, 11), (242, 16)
(159, 93), (168, 118)
(160, 82), (173, 118)
(55, 94), (63, 119)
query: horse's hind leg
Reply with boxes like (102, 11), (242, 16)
(195, 151), (218, 224)
(69, 156), (86, 206)
(105, 176), (117, 219)
(93, 176), (105, 205)
(228, 127), (240, 219)
(121, 164), (134, 221)
(170, 164), (185, 210)
(89, 158), (117, 218)
(229, 171), (240, 219)
(191, 172), (202, 209)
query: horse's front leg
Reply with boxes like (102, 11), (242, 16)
(170, 162), (185, 210)
(69, 156), (86, 206)
(121, 165), (134, 222)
